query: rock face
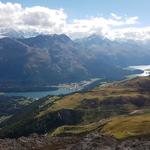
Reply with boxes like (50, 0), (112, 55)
(117, 138), (150, 150)
(0, 134), (49, 150)
(0, 34), (146, 90)
(69, 132), (117, 150)
(0, 35), (88, 87)
(0, 133), (150, 150)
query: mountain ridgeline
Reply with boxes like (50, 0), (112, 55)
(0, 34), (149, 90)
(0, 34), (150, 149)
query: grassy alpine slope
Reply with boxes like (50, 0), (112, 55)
(0, 77), (150, 139)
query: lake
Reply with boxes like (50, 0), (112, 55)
(4, 88), (77, 99)
(3, 65), (150, 99)
(127, 65), (150, 78)
(3, 78), (102, 99)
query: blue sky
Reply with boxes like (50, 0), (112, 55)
(1, 0), (150, 26)
(0, 0), (150, 40)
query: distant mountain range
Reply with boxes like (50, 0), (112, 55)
(76, 34), (150, 66)
(0, 34), (149, 90)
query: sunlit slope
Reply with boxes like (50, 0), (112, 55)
(101, 114), (150, 139)
(0, 77), (150, 138)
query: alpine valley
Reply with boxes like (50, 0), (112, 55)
(0, 34), (148, 92)
(0, 32), (150, 149)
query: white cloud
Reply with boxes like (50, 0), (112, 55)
(111, 27), (150, 41)
(0, 2), (67, 34)
(125, 16), (139, 25)
(66, 15), (140, 39)
(111, 13), (122, 20)
(0, 2), (150, 41)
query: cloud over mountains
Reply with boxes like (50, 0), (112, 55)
(0, 2), (150, 40)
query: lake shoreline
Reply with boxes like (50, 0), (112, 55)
(127, 65), (150, 77)
(2, 78), (102, 99)
(2, 64), (150, 99)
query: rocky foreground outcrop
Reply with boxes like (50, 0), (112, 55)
(0, 133), (150, 150)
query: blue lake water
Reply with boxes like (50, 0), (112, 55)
(5, 88), (77, 99)
(128, 65), (150, 76)
(4, 65), (150, 99)
(128, 65), (150, 71)
(128, 65), (150, 77)
(3, 79), (102, 99)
